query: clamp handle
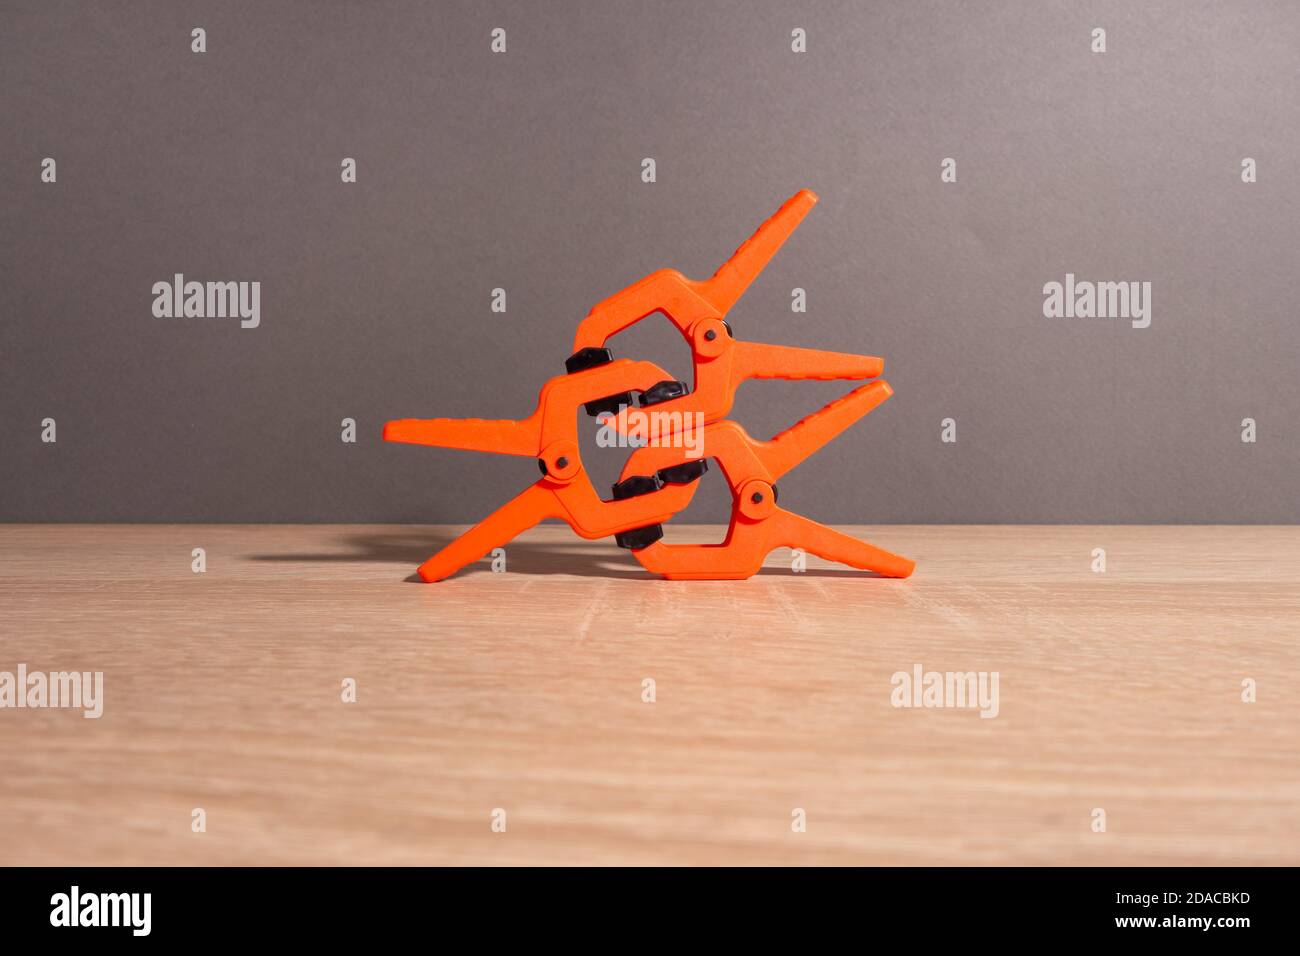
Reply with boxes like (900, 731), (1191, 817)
(760, 380), (893, 480)
(733, 341), (883, 383)
(383, 415), (541, 458)
(700, 188), (819, 314)
(573, 189), (820, 352)
(768, 511), (915, 578)
(633, 510), (914, 581)
(416, 483), (559, 582)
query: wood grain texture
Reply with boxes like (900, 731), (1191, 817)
(1, 524), (1297, 866)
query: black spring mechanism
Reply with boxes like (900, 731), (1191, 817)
(609, 459), (709, 550)
(564, 347), (691, 418)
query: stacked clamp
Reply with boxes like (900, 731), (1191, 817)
(384, 189), (914, 582)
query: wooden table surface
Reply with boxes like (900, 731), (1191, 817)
(1, 524), (1297, 866)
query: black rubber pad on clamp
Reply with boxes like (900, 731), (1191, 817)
(639, 380), (689, 406)
(564, 347), (637, 417)
(609, 459), (709, 550)
(614, 525), (664, 551)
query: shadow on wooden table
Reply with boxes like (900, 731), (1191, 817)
(248, 527), (902, 582)
(248, 527), (645, 580)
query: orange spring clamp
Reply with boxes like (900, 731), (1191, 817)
(383, 359), (705, 582)
(567, 188), (884, 439)
(384, 189), (914, 582)
(614, 382), (915, 580)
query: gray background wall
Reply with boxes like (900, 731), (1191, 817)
(3, 0), (1297, 523)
